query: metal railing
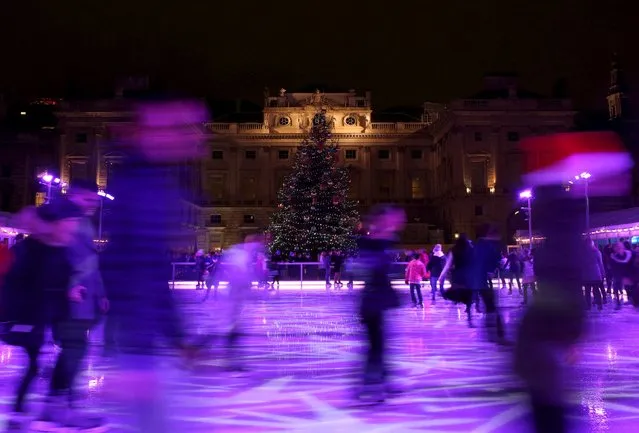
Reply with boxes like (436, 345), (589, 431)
(170, 261), (413, 289)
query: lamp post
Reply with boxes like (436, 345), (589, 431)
(577, 172), (591, 233)
(97, 190), (115, 240)
(37, 172), (65, 203)
(519, 189), (533, 247)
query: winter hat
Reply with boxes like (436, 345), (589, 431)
(520, 131), (633, 195)
(36, 199), (84, 222)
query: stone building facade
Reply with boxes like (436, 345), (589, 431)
(54, 91), (437, 249)
(53, 78), (576, 249)
(201, 89), (436, 248)
(427, 76), (575, 239)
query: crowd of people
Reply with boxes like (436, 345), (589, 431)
(173, 234), (639, 322)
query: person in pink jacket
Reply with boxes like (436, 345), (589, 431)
(405, 254), (428, 308)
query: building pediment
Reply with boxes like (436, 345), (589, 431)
(265, 89), (370, 109)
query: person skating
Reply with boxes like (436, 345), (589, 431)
(471, 223), (509, 345)
(100, 99), (203, 432)
(1, 200), (107, 431)
(514, 186), (587, 433)
(438, 234), (475, 327)
(427, 245), (446, 298)
(405, 253), (427, 308)
(354, 204), (405, 403)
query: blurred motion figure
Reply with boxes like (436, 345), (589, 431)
(354, 204), (405, 402)
(100, 99), (207, 432)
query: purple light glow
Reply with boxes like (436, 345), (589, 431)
(98, 190), (115, 200)
(519, 189), (532, 199)
(42, 174), (53, 183)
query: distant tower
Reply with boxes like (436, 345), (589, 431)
(607, 53), (629, 120)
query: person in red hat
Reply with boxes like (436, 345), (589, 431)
(515, 131), (633, 433)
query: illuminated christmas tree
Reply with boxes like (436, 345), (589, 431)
(268, 110), (359, 256)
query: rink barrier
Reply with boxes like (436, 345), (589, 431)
(170, 261), (413, 290)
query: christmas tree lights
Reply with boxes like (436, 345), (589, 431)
(268, 110), (360, 256)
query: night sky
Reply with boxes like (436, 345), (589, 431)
(2, 0), (636, 109)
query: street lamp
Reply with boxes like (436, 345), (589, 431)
(575, 172), (591, 232)
(519, 189), (533, 247)
(37, 172), (65, 203)
(97, 190), (115, 240)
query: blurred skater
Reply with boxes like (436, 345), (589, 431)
(354, 204), (405, 403)
(514, 186), (587, 433)
(100, 99), (205, 432)
(216, 234), (264, 371)
(472, 223), (508, 344)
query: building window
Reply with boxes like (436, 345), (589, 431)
(212, 150), (224, 160)
(210, 214), (222, 224)
(378, 149), (390, 159)
(245, 150), (257, 160)
(345, 149), (357, 160)
(240, 176), (257, 200)
(68, 160), (88, 182)
(278, 150), (289, 160)
(474, 132), (482, 141)
(209, 175), (225, 200)
(243, 214), (255, 224)
(378, 173), (393, 198)
(469, 160), (488, 189)
(344, 116), (357, 126)
(410, 149), (423, 159)
(507, 131), (520, 142)
(35, 192), (46, 207)
(609, 101), (617, 118)
(475, 205), (484, 216)
(75, 133), (88, 143)
(278, 117), (291, 126)
(411, 177), (424, 199)
(105, 161), (121, 189)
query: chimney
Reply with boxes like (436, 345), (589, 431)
(235, 99), (242, 113)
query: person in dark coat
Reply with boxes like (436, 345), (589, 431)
(582, 238), (606, 310)
(471, 224), (507, 343)
(514, 185), (587, 433)
(438, 234), (475, 326)
(354, 204), (406, 403)
(427, 244), (446, 298)
(506, 249), (523, 293)
(0, 200), (90, 430)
